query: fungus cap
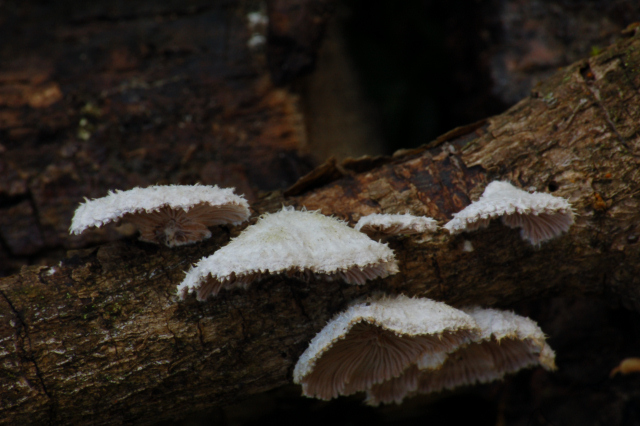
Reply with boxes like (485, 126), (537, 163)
(415, 307), (556, 394)
(70, 184), (250, 247)
(178, 207), (399, 300)
(443, 181), (574, 245)
(355, 213), (438, 236)
(365, 306), (556, 405)
(293, 295), (478, 401)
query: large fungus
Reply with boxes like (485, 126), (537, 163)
(444, 181), (574, 245)
(355, 213), (438, 237)
(178, 207), (399, 300)
(365, 306), (556, 405)
(293, 295), (479, 401)
(70, 184), (250, 247)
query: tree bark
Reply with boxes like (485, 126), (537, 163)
(0, 0), (316, 276)
(2, 22), (640, 424)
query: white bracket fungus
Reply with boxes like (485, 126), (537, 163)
(413, 307), (556, 394)
(365, 306), (556, 406)
(292, 295), (479, 401)
(443, 181), (574, 245)
(354, 213), (438, 237)
(178, 207), (399, 301)
(70, 184), (250, 247)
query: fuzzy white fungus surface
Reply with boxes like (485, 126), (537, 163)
(70, 184), (250, 234)
(365, 306), (556, 405)
(355, 213), (438, 236)
(443, 181), (574, 244)
(410, 307), (556, 393)
(178, 207), (399, 299)
(293, 295), (479, 400)
(462, 307), (549, 350)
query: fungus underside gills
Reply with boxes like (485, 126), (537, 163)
(443, 181), (574, 245)
(366, 306), (556, 406)
(70, 184), (250, 247)
(293, 295), (479, 401)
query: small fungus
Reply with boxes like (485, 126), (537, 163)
(610, 358), (640, 377)
(354, 213), (438, 237)
(365, 306), (556, 405)
(70, 184), (250, 247)
(462, 240), (474, 252)
(178, 207), (399, 300)
(293, 295), (479, 401)
(444, 181), (574, 245)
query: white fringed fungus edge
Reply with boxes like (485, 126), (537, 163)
(178, 207), (399, 299)
(292, 295), (479, 384)
(70, 184), (250, 234)
(463, 306), (545, 346)
(462, 306), (556, 370)
(443, 181), (574, 244)
(365, 306), (557, 406)
(355, 213), (439, 235)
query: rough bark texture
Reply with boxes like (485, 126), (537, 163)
(0, 0), (315, 276)
(266, 0), (336, 85)
(2, 21), (640, 424)
(485, 0), (640, 106)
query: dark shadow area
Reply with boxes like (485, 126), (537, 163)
(340, 0), (505, 153)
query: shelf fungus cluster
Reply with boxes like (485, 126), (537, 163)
(68, 178), (564, 408)
(354, 213), (438, 237)
(70, 184), (250, 247)
(294, 296), (556, 405)
(178, 207), (399, 300)
(292, 295), (479, 400)
(444, 181), (574, 245)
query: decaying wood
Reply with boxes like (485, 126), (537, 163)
(266, 0), (336, 85)
(0, 1), (315, 276)
(2, 24), (640, 424)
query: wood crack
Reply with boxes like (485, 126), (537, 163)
(580, 62), (630, 151)
(429, 254), (447, 299)
(0, 288), (56, 424)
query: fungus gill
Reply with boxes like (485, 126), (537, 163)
(443, 181), (574, 245)
(293, 295), (479, 401)
(365, 306), (556, 406)
(70, 184), (250, 247)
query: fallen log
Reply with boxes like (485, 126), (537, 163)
(2, 16), (640, 426)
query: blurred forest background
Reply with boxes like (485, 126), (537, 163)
(2, 0), (640, 425)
